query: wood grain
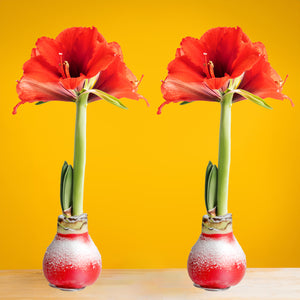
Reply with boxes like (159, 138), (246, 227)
(0, 269), (299, 299)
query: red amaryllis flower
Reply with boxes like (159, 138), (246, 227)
(158, 26), (292, 114)
(14, 27), (145, 114)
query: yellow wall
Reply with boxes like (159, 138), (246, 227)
(0, 0), (299, 269)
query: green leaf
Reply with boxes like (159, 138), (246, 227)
(204, 161), (213, 211)
(180, 101), (194, 105)
(60, 161), (68, 209)
(206, 165), (218, 212)
(35, 101), (48, 105)
(61, 165), (73, 212)
(87, 89), (128, 110)
(235, 89), (272, 110)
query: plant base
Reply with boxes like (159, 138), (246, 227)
(49, 283), (86, 291)
(193, 283), (230, 291)
(43, 214), (101, 290)
(187, 214), (246, 290)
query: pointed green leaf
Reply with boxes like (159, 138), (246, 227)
(87, 89), (128, 110)
(205, 161), (213, 201)
(180, 101), (194, 105)
(204, 161), (213, 211)
(207, 165), (218, 212)
(62, 165), (73, 212)
(235, 89), (272, 110)
(60, 161), (68, 210)
(35, 101), (48, 105)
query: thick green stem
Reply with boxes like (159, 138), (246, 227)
(217, 93), (233, 216)
(72, 93), (88, 216)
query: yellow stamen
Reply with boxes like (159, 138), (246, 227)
(63, 61), (71, 78)
(208, 61), (215, 79)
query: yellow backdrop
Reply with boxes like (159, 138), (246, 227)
(0, 0), (299, 269)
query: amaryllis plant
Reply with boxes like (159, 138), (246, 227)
(14, 27), (144, 217)
(158, 26), (292, 216)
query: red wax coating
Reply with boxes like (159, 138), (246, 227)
(188, 232), (246, 289)
(43, 231), (101, 289)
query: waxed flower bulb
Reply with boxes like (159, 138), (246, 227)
(14, 26), (145, 290)
(158, 26), (291, 290)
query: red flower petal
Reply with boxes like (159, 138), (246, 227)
(236, 57), (292, 104)
(14, 77), (76, 114)
(179, 37), (205, 70)
(230, 42), (260, 77)
(35, 37), (61, 69)
(180, 28), (254, 77)
(31, 47), (39, 57)
(92, 57), (143, 101)
(172, 27), (260, 88)
(60, 75), (86, 90)
(254, 42), (268, 59)
(109, 42), (123, 59)
(85, 43), (116, 78)
(23, 56), (60, 82)
(167, 55), (205, 83)
(56, 27), (105, 77)
(204, 76), (230, 90)
(158, 79), (222, 114)
(161, 79), (222, 102)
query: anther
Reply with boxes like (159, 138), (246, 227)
(63, 61), (71, 78)
(58, 52), (71, 79)
(208, 61), (215, 78)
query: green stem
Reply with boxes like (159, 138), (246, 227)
(72, 93), (88, 216)
(217, 93), (233, 215)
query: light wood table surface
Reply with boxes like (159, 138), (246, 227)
(0, 268), (299, 299)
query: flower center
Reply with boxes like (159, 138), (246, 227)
(58, 53), (71, 79)
(203, 53), (215, 79)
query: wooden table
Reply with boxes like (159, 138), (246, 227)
(0, 269), (299, 299)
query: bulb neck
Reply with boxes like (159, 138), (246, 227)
(57, 213), (88, 234)
(202, 213), (232, 234)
